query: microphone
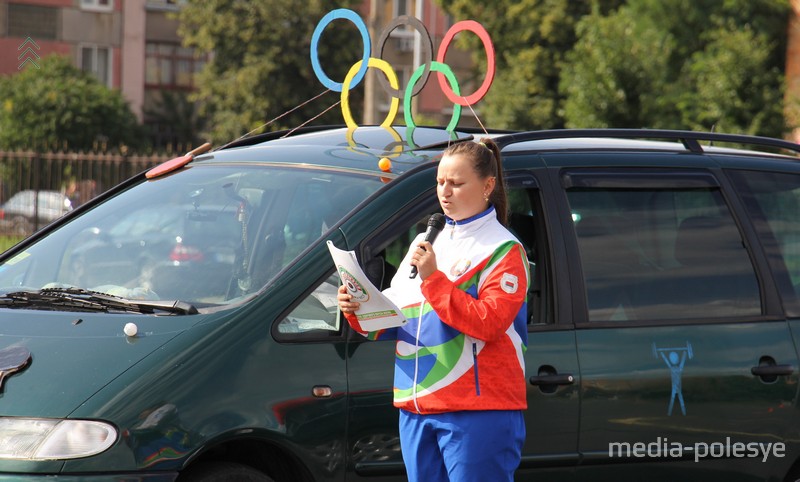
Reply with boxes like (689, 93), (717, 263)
(410, 213), (446, 279)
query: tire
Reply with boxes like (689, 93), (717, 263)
(178, 462), (274, 482)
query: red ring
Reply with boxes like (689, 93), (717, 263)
(435, 20), (495, 106)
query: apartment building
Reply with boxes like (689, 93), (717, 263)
(0, 0), (204, 146)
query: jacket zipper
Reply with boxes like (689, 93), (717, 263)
(412, 301), (424, 414)
(473, 342), (480, 396)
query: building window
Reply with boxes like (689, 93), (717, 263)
(8, 4), (58, 40)
(145, 43), (205, 89)
(80, 45), (112, 86)
(80, 0), (114, 12)
(146, 0), (186, 10)
(394, 0), (410, 17)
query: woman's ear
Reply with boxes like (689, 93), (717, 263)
(485, 176), (497, 195)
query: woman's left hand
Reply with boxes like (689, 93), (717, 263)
(411, 241), (438, 280)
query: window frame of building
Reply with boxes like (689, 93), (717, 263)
(146, 0), (186, 11)
(393, 0), (410, 17)
(79, 44), (112, 87)
(145, 42), (205, 90)
(7, 3), (58, 40)
(80, 0), (114, 13)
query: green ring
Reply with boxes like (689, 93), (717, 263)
(404, 61), (461, 132)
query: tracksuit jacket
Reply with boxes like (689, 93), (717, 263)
(346, 206), (529, 414)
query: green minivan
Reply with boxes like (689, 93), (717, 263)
(0, 126), (799, 481)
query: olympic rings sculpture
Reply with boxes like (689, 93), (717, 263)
(310, 9), (495, 132)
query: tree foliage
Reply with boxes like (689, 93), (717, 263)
(561, 6), (673, 129)
(436, 0), (791, 137)
(0, 55), (143, 151)
(562, 0), (789, 135)
(435, 0), (623, 130)
(144, 91), (207, 149)
(677, 25), (785, 135)
(179, 0), (364, 144)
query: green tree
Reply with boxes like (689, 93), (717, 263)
(0, 55), (143, 150)
(561, 0), (790, 136)
(561, 5), (676, 128)
(435, 0), (623, 130)
(179, 0), (364, 144)
(144, 91), (207, 149)
(679, 24), (786, 135)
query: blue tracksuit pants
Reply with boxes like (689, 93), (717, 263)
(399, 409), (525, 482)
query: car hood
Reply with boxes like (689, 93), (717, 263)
(0, 308), (199, 417)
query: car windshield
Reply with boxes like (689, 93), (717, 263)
(0, 163), (384, 308)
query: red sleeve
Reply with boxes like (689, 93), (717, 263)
(420, 244), (528, 341)
(343, 311), (396, 341)
(344, 311), (364, 333)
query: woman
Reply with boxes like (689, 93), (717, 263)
(338, 138), (529, 482)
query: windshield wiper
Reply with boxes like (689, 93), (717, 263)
(0, 288), (198, 315)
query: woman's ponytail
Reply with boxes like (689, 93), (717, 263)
(480, 137), (508, 226)
(441, 137), (508, 226)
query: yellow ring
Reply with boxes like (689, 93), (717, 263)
(341, 58), (400, 130)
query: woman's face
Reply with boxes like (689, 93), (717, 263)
(436, 154), (495, 221)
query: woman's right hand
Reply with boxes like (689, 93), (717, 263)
(337, 284), (361, 314)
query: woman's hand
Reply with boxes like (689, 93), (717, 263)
(411, 241), (438, 280)
(337, 284), (361, 314)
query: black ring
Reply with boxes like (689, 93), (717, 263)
(375, 15), (433, 98)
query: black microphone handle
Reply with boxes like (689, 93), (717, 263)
(409, 227), (442, 279)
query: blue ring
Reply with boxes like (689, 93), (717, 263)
(310, 9), (370, 92)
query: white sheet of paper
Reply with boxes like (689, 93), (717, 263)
(327, 241), (407, 331)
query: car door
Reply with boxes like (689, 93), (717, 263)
(508, 171), (580, 482)
(558, 167), (798, 481)
(343, 169), (581, 481)
(727, 166), (800, 482)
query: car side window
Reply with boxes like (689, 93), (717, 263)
(729, 170), (800, 315)
(277, 272), (341, 334)
(382, 214), (430, 277)
(567, 184), (761, 322)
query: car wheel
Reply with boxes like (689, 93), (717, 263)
(178, 462), (274, 482)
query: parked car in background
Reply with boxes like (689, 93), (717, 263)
(0, 189), (73, 235)
(0, 126), (798, 481)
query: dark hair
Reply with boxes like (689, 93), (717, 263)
(442, 137), (508, 226)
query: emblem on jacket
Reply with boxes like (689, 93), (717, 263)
(450, 259), (472, 277)
(0, 345), (31, 391)
(501, 273), (519, 294)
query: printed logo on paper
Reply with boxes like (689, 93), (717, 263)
(340, 267), (369, 302)
(501, 273), (518, 294)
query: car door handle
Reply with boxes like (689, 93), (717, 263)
(529, 374), (575, 386)
(750, 364), (794, 377)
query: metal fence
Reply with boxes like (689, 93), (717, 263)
(0, 150), (171, 235)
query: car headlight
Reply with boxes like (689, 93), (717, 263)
(0, 418), (117, 460)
